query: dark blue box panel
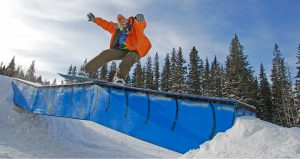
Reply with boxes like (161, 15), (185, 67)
(12, 81), (37, 111)
(148, 95), (176, 128)
(32, 87), (51, 115)
(53, 87), (73, 117)
(141, 95), (179, 152)
(174, 99), (214, 152)
(124, 91), (148, 135)
(90, 86), (128, 132)
(68, 86), (94, 119)
(107, 88), (128, 131)
(90, 86), (109, 123)
(213, 102), (235, 134)
(28, 85), (95, 119)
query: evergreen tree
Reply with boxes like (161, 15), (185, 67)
(224, 35), (256, 105)
(172, 47), (187, 93)
(295, 44), (300, 125)
(15, 66), (25, 79)
(0, 62), (4, 75)
(153, 53), (160, 90)
(253, 77), (260, 107)
(203, 57), (211, 96)
(161, 53), (171, 92)
(144, 56), (154, 89)
(134, 61), (144, 88)
(223, 56), (231, 97)
(286, 67), (298, 127)
(6, 56), (16, 77)
(52, 79), (57, 86)
(20, 68), (25, 79)
(79, 58), (88, 73)
(170, 48), (177, 91)
(90, 69), (99, 79)
(25, 60), (36, 82)
(271, 44), (283, 125)
(126, 73), (131, 84)
(91, 69), (101, 79)
(198, 57), (205, 95)
(68, 65), (73, 75)
(132, 61), (143, 88)
(107, 61), (117, 82)
(142, 65), (147, 88)
(295, 44), (300, 123)
(72, 66), (77, 76)
(36, 75), (43, 84)
(220, 65), (226, 96)
(100, 63), (108, 81)
(248, 75), (259, 108)
(131, 68), (136, 86)
(66, 65), (73, 84)
(271, 43), (295, 127)
(258, 63), (273, 122)
(247, 72), (259, 106)
(43, 80), (50, 85)
(187, 47), (201, 95)
(210, 55), (223, 97)
(1, 65), (6, 75)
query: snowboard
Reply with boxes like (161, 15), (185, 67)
(57, 73), (126, 86)
(58, 73), (105, 83)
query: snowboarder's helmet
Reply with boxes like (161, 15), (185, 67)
(117, 14), (128, 29)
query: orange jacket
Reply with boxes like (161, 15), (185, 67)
(93, 17), (152, 57)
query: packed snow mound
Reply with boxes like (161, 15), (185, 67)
(0, 75), (180, 158)
(182, 116), (300, 158)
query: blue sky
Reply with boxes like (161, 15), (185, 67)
(0, 0), (299, 82)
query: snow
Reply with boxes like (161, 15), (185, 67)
(12, 77), (42, 86)
(0, 75), (180, 158)
(2, 75), (300, 158)
(181, 116), (300, 158)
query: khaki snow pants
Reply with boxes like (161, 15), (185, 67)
(85, 49), (140, 80)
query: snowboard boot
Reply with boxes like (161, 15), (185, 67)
(78, 70), (89, 78)
(113, 76), (126, 85)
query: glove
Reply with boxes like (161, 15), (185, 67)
(87, 13), (95, 22)
(135, 14), (144, 22)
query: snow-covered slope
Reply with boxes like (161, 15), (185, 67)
(182, 116), (300, 158)
(2, 75), (300, 158)
(0, 75), (180, 158)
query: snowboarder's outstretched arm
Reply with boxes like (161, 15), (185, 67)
(87, 12), (115, 33)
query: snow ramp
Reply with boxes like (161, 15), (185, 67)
(11, 78), (255, 153)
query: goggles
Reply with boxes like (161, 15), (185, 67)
(118, 19), (128, 28)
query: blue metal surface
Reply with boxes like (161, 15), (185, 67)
(174, 99), (214, 152)
(123, 91), (149, 135)
(11, 78), (256, 153)
(213, 103), (236, 134)
(12, 81), (37, 111)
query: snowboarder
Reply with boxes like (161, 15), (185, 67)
(82, 13), (152, 84)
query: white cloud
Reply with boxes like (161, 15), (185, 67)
(15, 0), (152, 21)
(0, 0), (159, 81)
(0, 0), (298, 81)
(0, 0), (228, 81)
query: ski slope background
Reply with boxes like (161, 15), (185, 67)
(1, 75), (300, 158)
